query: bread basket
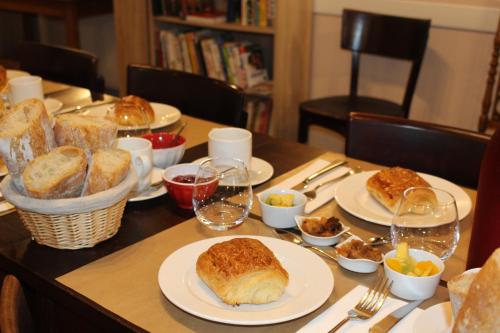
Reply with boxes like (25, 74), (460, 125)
(0, 171), (137, 250)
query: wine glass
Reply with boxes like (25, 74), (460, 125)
(391, 186), (460, 261)
(193, 157), (253, 231)
(114, 103), (152, 138)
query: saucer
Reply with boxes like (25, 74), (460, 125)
(128, 167), (167, 202)
(44, 98), (63, 113)
(192, 157), (274, 186)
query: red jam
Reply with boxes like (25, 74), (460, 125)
(172, 175), (213, 184)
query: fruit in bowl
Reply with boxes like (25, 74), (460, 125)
(257, 189), (306, 228)
(335, 237), (383, 273)
(142, 132), (185, 169)
(295, 216), (349, 246)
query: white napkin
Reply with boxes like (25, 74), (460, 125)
(262, 159), (350, 213)
(297, 285), (423, 333)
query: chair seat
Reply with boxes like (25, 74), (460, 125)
(300, 96), (405, 120)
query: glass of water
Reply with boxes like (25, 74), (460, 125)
(193, 157), (253, 231)
(391, 186), (460, 261)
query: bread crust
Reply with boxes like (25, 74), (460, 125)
(23, 146), (87, 199)
(196, 238), (289, 305)
(114, 95), (155, 126)
(84, 148), (131, 195)
(0, 65), (6, 91)
(366, 167), (430, 212)
(453, 249), (500, 332)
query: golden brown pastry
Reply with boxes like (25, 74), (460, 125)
(196, 238), (289, 305)
(453, 248), (500, 332)
(114, 95), (155, 126)
(366, 167), (431, 212)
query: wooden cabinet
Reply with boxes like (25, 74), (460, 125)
(113, 0), (312, 140)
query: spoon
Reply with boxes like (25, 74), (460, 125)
(173, 122), (187, 144)
(303, 166), (362, 200)
(274, 228), (337, 261)
(367, 235), (390, 246)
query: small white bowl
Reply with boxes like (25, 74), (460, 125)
(384, 249), (444, 300)
(295, 216), (350, 246)
(336, 236), (383, 273)
(257, 188), (306, 228)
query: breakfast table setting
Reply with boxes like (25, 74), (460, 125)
(0, 68), (490, 333)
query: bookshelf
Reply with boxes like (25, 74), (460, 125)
(113, 0), (312, 140)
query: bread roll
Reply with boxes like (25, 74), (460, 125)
(366, 167), (431, 213)
(114, 95), (155, 126)
(0, 98), (56, 190)
(23, 146), (87, 199)
(54, 114), (118, 158)
(84, 148), (131, 195)
(196, 238), (289, 305)
(453, 248), (500, 332)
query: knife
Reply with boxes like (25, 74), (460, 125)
(368, 299), (423, 333)
(52, 100), (116, 116)
(291, 160), (347, 191)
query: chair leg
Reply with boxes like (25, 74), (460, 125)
(298, 109), (310, 143)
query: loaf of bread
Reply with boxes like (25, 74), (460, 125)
(54, 114), (118, 158)
(114, 95), (155, 126)
(448, 269), (479, 318)
(453, 248), (500, 332)
(366, 167), (431, 213)
(22, 146), (87, 199)
(196, 238), (289, 305)
(0, 98), (56, 190)
(84, 148), (131, 195)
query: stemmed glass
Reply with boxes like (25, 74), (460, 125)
(391, 186), (460, 261)
(193, 157), (252, 231)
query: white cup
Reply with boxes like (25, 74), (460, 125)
(117, 137), (153, 193)
(208, 128), (252, 169)
(8, 76), (44, 105)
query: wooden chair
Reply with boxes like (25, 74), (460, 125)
(298, 9), (430, 143)
(466, 129), (500, 268)
(0, 275), (34, 333)
(127, 64), (247, 128)
(18, 41), (105, 96)
(478, 16), (500, 133)
(346, 113), (490, 188)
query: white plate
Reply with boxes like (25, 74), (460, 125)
(158, 235), (334, 326)
(413, 302), (453, 333)
(193, 157), (274, 186)
(44, 98), (63, 113)
(82, 102), (181, 130)
(6, 70), (30, 80)
(128, 167), (166, 202)
(335, 171), (472, 226)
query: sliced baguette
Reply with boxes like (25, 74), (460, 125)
(84, 148), (131, 195)
(0, 98), (56, 190)
(22, 146), (87, 199)
(54, 114), (118, 158)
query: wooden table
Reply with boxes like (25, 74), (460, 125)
(0, 86), (477, 332)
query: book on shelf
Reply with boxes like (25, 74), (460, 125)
(186, 12), (227, 24)
(245, 98), (272, 134)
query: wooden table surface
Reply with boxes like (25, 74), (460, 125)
(0, 84), (476, 332)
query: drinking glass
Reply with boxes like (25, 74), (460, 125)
(193, 157), (252, 231)
(391, 186), (460, 261)
(115, 103), (152, 138)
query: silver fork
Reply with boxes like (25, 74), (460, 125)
(329, 277), (392, 333)
(303, 166), (362, 200)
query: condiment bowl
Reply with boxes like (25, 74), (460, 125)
(384, 248), (444, 300)
(336, 236), (383, 273)
(257, 188), (306, 228)
(295, 216), (350, 246)
(143, 132), (185, 169)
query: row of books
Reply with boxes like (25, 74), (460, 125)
(156, 29), (269, 89)
(246, 98), (272, 134)
(152, 0), (275, 27)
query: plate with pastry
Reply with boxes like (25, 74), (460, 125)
(158, 236), (334, 325)
(83, 95), (181, 131)
(334, 167), (471, 226)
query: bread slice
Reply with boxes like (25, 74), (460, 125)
(366, 167), (431, 213)
(84, 148), (131, 195)
(54, 114), (118, 158)
(448, 269), (479, 317)
(0, 98), (56, 190)
(22, 146), (87, 199)
(453, 248), (500, 332)
(196, 238), (289, 305)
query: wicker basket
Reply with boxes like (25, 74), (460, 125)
(0, 171), (137, 250)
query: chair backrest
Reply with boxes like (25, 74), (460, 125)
(0, 275), (34, 333)
(341, 9), (431, 116)
(127, 64), (247, 128)
(18, 41), (104, 94)
(346, 113), (490, 188)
